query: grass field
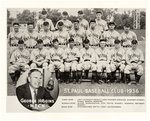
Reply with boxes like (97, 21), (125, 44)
(7, 29), (146, 96)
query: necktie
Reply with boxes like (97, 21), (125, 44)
(33, 90), (37, 105)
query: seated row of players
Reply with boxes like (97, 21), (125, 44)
(8, 37), (144, 86)
(8, 11), (137, 54)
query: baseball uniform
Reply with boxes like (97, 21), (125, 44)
(95, 19), (108, 32)
(55, 19), (72, 31)
(35, 18), (55, 32)
(124, 48), (144, 76)
(103, 30), (121, 46)
(64, 47), (80, 72)
(8, 48), (30, 74)
(77, 47), (96, 71)
(95, 47), (111, 73)
(78, 18), (89, 30)
(30, 48), (49, 68)
(49, 47), (65, 72)
(121, 31), (137, 47)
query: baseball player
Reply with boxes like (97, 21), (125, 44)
(23, 22), (38, 52)
(86, 19), (102, 47)
(38, 21), (54, 49)
(48, 39), (65, 82)
(8, 40), (30, 85)
(55, 11), (72, 31)
(53, 21), (70, 48)
(35, 9), (55, 32)
(121, 23), (137, 47)
(110, 39), (126, 83)
(124, 40), (144, 85)
(95, 11), (108, 33)
(103, 22), (121, 47)
(77, 10), (89, 30)
(63, 38), (80, 84)
(69, 20), (86, 49)
(95, 39), (111, 84)
(8, 22), (23, 55)
(30, 39), (49, 69)
(77, 39), (97, 84)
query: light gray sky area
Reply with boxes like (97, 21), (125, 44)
(8, 8), (145, 18)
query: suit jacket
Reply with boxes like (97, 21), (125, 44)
(16, 83), (54, 110)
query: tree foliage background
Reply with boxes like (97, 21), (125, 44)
(7, 8), (146, 29)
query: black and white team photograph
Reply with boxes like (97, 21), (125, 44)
(7, 8), (146, 111)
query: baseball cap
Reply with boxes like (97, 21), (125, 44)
(43, 21), (49, 26)
(68, 38), (74, 43)
(78, 10), (83, 15)
(52, 39), (59, 43)
(57, 21), (64, 26)
(62, 11), (68, 16)
(132, 40), (138, 44)
(83, 39), (90, 44)
(37, 39), (43, 44)
(108, 22), (115, 26)
(114, 39), (120, 44)
(41, 10), (47, 15)
(18, 39), (24, 44)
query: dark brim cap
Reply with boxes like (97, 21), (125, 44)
(62, 11), (68, 15)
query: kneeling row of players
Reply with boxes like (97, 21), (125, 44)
(8, 38), (144, 85)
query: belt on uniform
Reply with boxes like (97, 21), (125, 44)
(131, 61), (137, 63)
(99, 59), (106, 61)
(90, 44), (98, 46)
(75, 43), (81, 46)
(84, 59), (90, 62)
(59, 43), (66, 45)
(44, 44), (50, 47)
(26, 46), (35, 49)
(52, 59), (61, 62)
(11, 44), (18, 47)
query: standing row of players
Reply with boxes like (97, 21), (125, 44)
(8, 10), (137, 53)
(8, 37), (144, 85)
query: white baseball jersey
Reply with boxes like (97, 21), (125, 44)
(64, 47), (80, 60)
(126, 48), (144, 63)
(38, 30), (54, 45)
(86, 28), (102, 45)
(35, 18), (55, 32)
(78, 19), (89, 30)
(23, 31), (38, 47)
(10, 49), (30, 64)
(95, 19), (108, 32)
(80, 47), (95, 62)
(110, 47), (125, 62)
(95, 48), (110, 62)
(121, 31), (137, 41)
(54, 30), (70, 44)
(69, 28), (86, 44)
(55, 19), (72, 31)
(8, 31), (23, 45)
(49, 47), (64, 62)
(30, 48), (49, 62)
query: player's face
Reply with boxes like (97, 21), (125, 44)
(74, 22), (79, 29)
(37, 43), (43, 49)
(62, 14), (68, 20)
(96, 13), (102, 20)
(90, 22), (96, 29)
(115, 43), (120, 49)
(28, 71), (42, 89)
(84, 43), (89, 49)
(53, 42), (59, 48)
(58, 25), (63, 31)
(13, 25), (19, 32)
(100, 41), (106, 48)
(132, 43), (137, 49)
(18, 43), (24, 49)
(69, 41), (74, 48)
(124, 26), (130, 32)
(27, 25), (34, 32)
(41, 14), (47, 19)
(43, 25), (49, 31)
(109, 24), (115, 30)
(78, 14), (83, 19)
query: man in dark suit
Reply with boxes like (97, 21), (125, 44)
(16, 69), (54, 111)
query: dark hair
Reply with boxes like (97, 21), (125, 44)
(43, 21), (49, 26)
(53, 39), (59, 43)
(68, 38), (74, 43)
(18, 39), (24, 44)
(28, 69), (42, 77)
(108, 22), (115, 26)
(27, 22), (34, 26)
(89, 20), (96, 25)
(124, 23), (131, 28)
(62, 11), (68, 15)
(41, 10), (47, 15)
(78, 10), (83, 14)
(132, 39), (138, 44)
(96, 11), (103, 14)
(37, 39), (43, 44)
(57, 21), (64, 26)
(83, 39), (90, 44)
(114, 39), (120, 44)
(73, 20), (79, 23)
(100, 39), (106, 42)
(13, 22), (19, 26)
